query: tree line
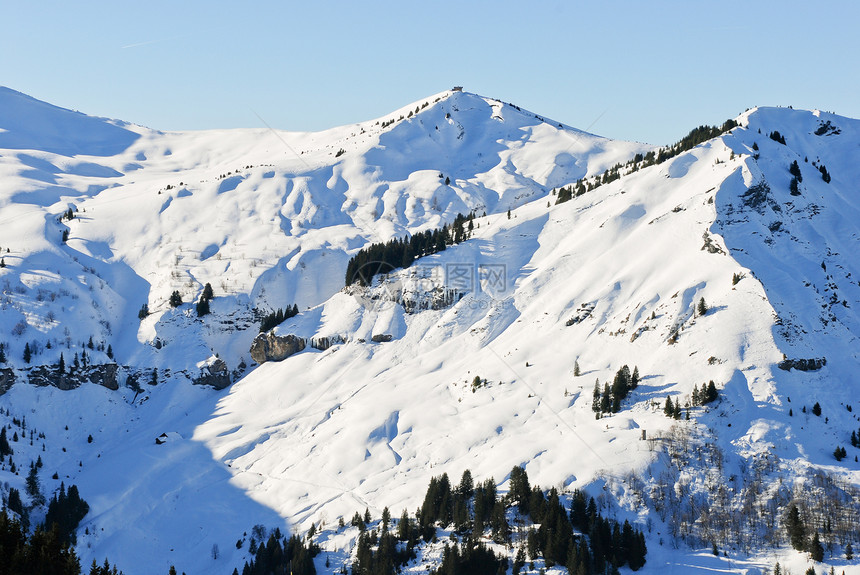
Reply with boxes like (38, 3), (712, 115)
(345, 213), (475, 287)
(348, 465), (647, 575)
(556, 119), (738, 206)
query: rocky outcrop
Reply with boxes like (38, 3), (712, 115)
(0, 368), (15, 396)
(371, 334), (393, 343)
(777, 357), (826, 372)
(26, 363), (119, 391)
(193, 357), (231, 390)
(250, 332), (306, 364)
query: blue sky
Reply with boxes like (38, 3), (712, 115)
(2, 0), (858, 145)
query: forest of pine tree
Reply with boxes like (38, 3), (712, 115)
(345, 213), (474, 287)
(348, 466), (647, 575)
(0, 509), (123, 575)
(592, 365), (640, 416)
(555, 119), (738, 206)
(259, 305), (300, 333)
(237, 531), (318, 575)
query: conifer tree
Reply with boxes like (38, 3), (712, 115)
(785, 504), (806, 551)
(809, 531), (824, 562)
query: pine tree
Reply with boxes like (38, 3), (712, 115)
(785, 504), (806, 551)
(574, 360), (580, 377)
(0, 427), (12, 456)
(169, 290), (182, 308)
(812, 402), (822, 416)
(202, 282), (214, 301)
(58, 353), (65, 374)
(846, 541), (854, 560)
(790, 160), (803, 181)
(697, 297), (708, 316)
(106, 344), (113, 360)
(23, 342), (31, 363)
(195, 297), (210, 317)
(790, 176), (801, 196)
(664, 395), (674, 417)
(26, 464), (44, 505)
(810, 531), (824, 562)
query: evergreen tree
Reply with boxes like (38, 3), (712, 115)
(846, 541), (854, 560)
(201, 283), (214, 301)
(0, 426), (12, 456)
(809, 531), (824, 562)
(23, 342), (31, 363)
(106, 344), (113, 360)
(26, 464), (44, 506)
(195, 297), (210, 317)
(790, 176), (801, 196)
(508, 466), (531, 515)
(697, 297), (708, 316)
(169, 290), (182, 308)
(702, 380), (718, 404)
(790, 160), (803, 182)
(664, 395), (675, 417)
(785, 504), (806, 551)
(812, 402), (822, 416)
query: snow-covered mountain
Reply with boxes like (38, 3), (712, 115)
(1, 86), (859, 574)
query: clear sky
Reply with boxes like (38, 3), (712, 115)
(2, 0), (858, 145)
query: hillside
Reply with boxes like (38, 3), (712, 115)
(0, 88), (859, 574)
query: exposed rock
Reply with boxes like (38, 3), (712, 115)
(777, 357), (826, 372)
(26, 363), (120, 391)
(193, 357), (231, 390)
(250, 332), (306, 364)
(85, 363), (119, 390)
(310, 334), (346, 351)
(371, 334), (393, 343)
(0, 368), (15, 396)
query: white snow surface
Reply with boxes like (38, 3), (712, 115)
(1, 86), (859, 574)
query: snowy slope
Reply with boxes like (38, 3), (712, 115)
(1, 88), (859, 574)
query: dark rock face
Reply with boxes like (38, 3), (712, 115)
(777, 357), (826, 372)
(371, 334), (393, 343)
(193, 358), (231, 390)
(25, 363), (119, 391)
(250, 332), (306, 364)
(0, 368), (15, 396)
